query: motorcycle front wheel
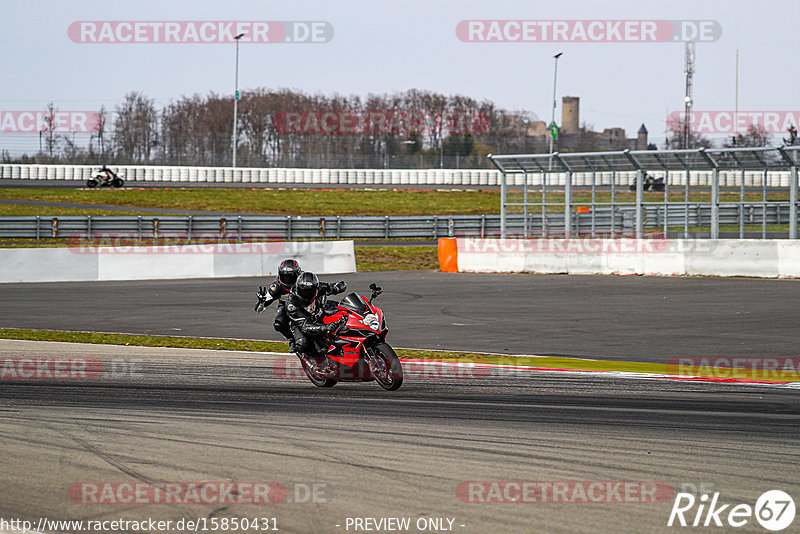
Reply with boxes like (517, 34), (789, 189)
(86, 179), (98, 188)
(368, 342), (403, 391)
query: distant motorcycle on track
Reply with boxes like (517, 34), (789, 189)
(86, 168), (124, 188)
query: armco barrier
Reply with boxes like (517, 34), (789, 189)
(0, 240), (355, 283)
(438, 238), (800, 278)
(0, 163), (793, 187)
(0, 206), (793, 242)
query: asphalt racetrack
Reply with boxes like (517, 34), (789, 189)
(0, 272), (798, 533)
(0, 271), (798, 363)
(0, 340), (798, 533)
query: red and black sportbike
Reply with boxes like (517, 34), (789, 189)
(297, 283), (403, 391)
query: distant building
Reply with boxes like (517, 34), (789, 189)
(526, 96), (650, 152)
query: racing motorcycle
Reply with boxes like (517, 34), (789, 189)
(86, 172), (124, 188)
(297, 283), (403, 391)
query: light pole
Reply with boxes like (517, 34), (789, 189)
(232, 32), (245, 168)
(548, 52), (563, 167)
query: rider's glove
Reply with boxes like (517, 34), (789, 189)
(256, 285), (268, 301)
(333, 281), (347, 293)
(326, 316), (346, 333)
(254, 286), (269, 313)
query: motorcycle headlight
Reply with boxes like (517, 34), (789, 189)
(362, 313), (380, 330)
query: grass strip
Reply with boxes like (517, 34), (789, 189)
(0, 188), (791, 216)
(0, 328), (796, 382)
(354, 246), (438, 271)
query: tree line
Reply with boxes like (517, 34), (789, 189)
(5, 88), (790, 168)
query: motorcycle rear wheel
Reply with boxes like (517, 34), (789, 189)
(300, 357), (338, 388)
(369, 342), (403, 391)
(112, 178), (124, 188)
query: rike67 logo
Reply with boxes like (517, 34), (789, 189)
(668, 490), (795, 531)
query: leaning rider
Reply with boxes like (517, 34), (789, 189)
(285, 272), (347, 373)
(99, 164), (119, 184)
(254, 259), (304, 352)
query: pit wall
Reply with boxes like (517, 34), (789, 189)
(438, 238), (800, 278)
(0, 240), (355, 283)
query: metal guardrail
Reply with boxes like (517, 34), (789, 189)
(0, 206), (795, 242)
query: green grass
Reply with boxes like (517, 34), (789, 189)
(354, 246), (438, 271)
(1, 328), (796, 382)
(0, 204), (160, 216)
(0, 188), (501, 216)
(1, 188), (789, 216)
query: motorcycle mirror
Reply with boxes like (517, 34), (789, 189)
(369, 283), (377, 290)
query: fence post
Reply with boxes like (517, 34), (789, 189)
(500, 170), (507, 238)
(635, 169), (644, 239)
(790, 166), (798, 239)
(711, 168), (720, 239)
(564, 170), (573, 238)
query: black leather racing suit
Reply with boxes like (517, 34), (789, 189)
(254, 279), (295, 340)
(285, 282), (346, 356)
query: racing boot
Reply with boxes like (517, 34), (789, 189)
(313, 356), (336, 378)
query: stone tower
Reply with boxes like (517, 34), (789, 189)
(561, 96), (580, 134)
(637, 124), (648, 149)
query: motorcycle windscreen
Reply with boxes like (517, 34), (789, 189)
(339, 292), (368, 313)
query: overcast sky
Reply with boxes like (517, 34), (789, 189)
(1, 0), (796, 152)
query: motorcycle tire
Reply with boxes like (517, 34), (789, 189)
(86, 179), (98, 188)
(112, 178), (124, 188)
(300, 358), (338, 388)
(369, 342), (403, 391)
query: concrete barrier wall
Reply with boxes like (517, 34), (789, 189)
(0, 163), (792, 187)
(439, 238), (800, 278)
(0, 240), (356, 283)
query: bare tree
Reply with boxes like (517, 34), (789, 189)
(722, 124), (772, 148)
(42, 102), (59, 160)
(114, 92), (158, 162)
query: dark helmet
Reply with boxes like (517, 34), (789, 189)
(293, 271), (319, 303)
(278, 259), (301, 287)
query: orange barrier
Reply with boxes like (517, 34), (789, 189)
(438, 238), (458, 272)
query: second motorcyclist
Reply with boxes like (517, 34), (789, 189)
(254, 259), (304, 352)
